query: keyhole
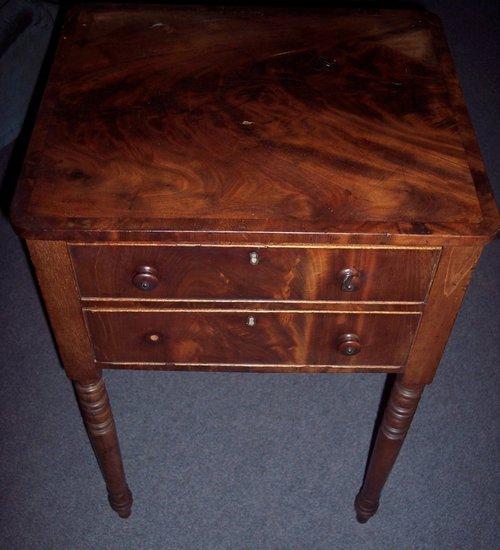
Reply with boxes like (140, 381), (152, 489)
(249, 251), (259, 265)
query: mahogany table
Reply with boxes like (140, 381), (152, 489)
(10, 5), (498, 521)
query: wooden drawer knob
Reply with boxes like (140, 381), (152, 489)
(132, 266), (159, 291)
(337, 333), (361, 356)
(337, 268), (361, 292)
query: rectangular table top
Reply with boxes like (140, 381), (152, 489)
(11, 5), (498, 243)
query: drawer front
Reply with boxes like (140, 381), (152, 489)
(85, 310), (420, 366)
(71, 245), (438, 302)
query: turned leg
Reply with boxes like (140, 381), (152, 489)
(74, 375), (133, 518)
(355, 375), (424, 523)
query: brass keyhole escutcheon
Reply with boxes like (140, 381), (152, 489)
(246, 315), (256, 327)
(249, 251), (259, 265)
(337, 268), (361, 292)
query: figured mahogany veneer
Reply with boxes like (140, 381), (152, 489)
(85, 310), (420, 368)
(11, 5), (498, 524)
(70, 245), (439, 302)
(10, 6), (498, 244)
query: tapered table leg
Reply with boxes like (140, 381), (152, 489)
(355, 375), (424, 523)
(74, 375), (133, 518)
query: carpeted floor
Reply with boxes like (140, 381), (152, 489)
(0, 2), (498, 549)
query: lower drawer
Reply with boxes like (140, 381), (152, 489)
(85, 310), (420, 367)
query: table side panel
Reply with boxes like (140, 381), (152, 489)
(402, 245), (483, 384)
(26, 240), (98, 382)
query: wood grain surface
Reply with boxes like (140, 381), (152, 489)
(84, 309), (420, 367)
(402, 245), (483, 384)
(74, 375), (133, 518)
(27, 240), (97, 382)
(12, 5), (498, 521)
(70, 244), (439, 302)
(355, 375), (424, 523)
(11, 6), (498, 243)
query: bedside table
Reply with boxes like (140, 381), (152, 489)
(10, 5), (498, 521)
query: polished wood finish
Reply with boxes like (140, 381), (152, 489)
(74, 375), (132, 518)
(70, 245), (439, 302)
(337, 333), (361, 357)
(99, 362), (402, 375)
(403, 246), (482, 384)
(79, 299), (424, 314)
(11, 6), (498, 522)
(10, 7), (498, 245)
(28, 240), (133, 517)
(132, 265), (159, 292)
(84, 310), (420, 367)
(27, 240), (97, 383)
(355, 375), (424, 523)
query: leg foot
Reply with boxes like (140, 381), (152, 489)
(355, 375), (424, 522)
(75, 376), (133, 518)
(354, 491), (379, 523)
(108, 488), (133, 518)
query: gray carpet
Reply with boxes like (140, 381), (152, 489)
(0, 1), (498, 549)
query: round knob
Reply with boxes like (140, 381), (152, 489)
(337, 268), (361, 292)
(132, 266), (159, 291)
(337, 333), (361, 356)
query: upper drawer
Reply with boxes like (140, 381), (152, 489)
(70, 245), (439, 302)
